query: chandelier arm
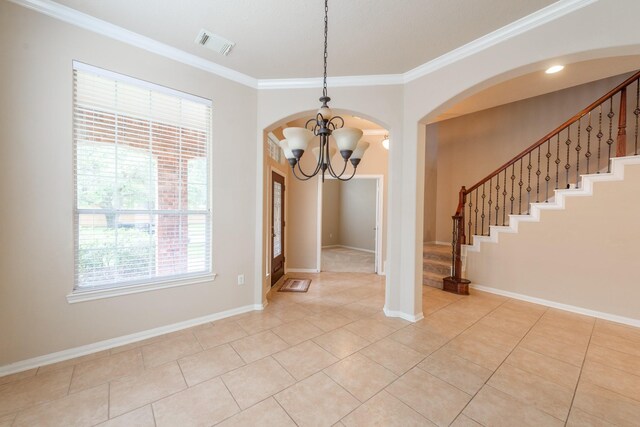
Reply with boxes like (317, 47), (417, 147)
(306, 118), (319, 132)
(332, 165), (358, 182)
(328, 115), (344, 130)
(295, 154), (324, 179)
(291, 165), (316, 181)
(326, 155), (348, 178)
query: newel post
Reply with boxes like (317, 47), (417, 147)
(443, 186), (470, 295)
(617, 87), (627, 157)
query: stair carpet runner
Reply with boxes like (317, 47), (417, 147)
(422, 243), (451, 289)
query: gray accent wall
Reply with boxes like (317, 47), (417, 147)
(322, 179), (377, 252)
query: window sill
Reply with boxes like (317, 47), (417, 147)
(66, 273), (218, 304)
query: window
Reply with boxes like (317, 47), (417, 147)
(266, 133), (282, 163)
(73, 62), (212, 291)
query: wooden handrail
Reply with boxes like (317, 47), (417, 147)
(464, 69), (640, 195)
(443, 69), (640, 294)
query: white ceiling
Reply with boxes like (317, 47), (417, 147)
(53, 0), (557, 79)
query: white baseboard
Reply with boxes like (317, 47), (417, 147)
(322, 244), (375, 254)
(383, 306), (424, 323)
(338, 245), (375, 253)
(0, 302), (267, 377)
(471, 284), (640, 328)
(285, 268), (320, 273)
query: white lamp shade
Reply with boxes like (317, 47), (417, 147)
(332, 127), (362, 153)
(312, 146), (337, 162)
(351, 141), (370, 160)
(382, 137), (389, 150)
(283, 127), (314, 152)
(278, 139), (295, 159)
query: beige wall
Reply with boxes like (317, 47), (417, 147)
(425, 73), (631, 244)
(3, 0), (640, 366)
(0, 2), (258, 365)
(338, 179), (377, 252)
(321, 180), (341, 247)
(321, 179), (377, 251)
(465, 161), (640, 321)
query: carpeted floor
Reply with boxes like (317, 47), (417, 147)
(321, 247), (375, 273)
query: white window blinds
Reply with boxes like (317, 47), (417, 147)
(73, 61), (212, 289)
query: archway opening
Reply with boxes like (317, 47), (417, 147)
(260, 110), (391, 302)
(419, 54), (640, 291)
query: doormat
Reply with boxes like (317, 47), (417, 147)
(278, 278), (311, 293)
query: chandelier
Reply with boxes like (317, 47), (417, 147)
(279, 0), (369, 182)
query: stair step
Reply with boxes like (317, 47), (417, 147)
(423, 276), (444, 289)
(423, 261), (451, 275)
(422, 270), (447, 289)
(423, 243), (451, 286)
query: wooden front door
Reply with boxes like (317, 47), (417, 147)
(271, 172), (285, 285)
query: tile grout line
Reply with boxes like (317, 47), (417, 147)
(563, 318), (596, 426)
(150, 402), (158, 427)
(272, 394), (301, 427)
(106, 382), (111, 423)
(441, 299), (549, 425)
(379, 296), (514, 426)
(218, 375), (243, 418)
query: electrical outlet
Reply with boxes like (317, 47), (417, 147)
(237, 274), (245, 285)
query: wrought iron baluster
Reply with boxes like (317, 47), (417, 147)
(495, 172), (500, 226)
(555, 134), (560, 189)
(607, 97), (614, 172)
(565, 124), (572, 187)
(474, 190), (478, 236)
(545, 139), (551, 202)
(510, 164), (515, 215)
(597, 105), (603, 173)
(487, 177), (493, 230)
(518, 158), (523, 215)
(502, 169), (507, 225)
(575, 119), (581, 188)
(635, 79), (640, 155)
(585, 112), (592, 174)
(536, 147), (541, 203)
(468, 196), (473, 243)
(526, 152), (532, 213)
(481, 183), (486, 235)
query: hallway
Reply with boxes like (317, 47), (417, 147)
(0, 272), (638, 426)
(321, 247), (375, 273)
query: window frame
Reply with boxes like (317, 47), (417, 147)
(68, 61), (215, 303)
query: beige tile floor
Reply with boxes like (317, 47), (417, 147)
(1, 272), (640, 426)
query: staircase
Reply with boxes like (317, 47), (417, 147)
(444, 69), (640, 295)
(422, 244), (451, 289)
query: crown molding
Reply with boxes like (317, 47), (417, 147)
(10, 0), (597, 90)
(256, 74), (404, 90)
(8, 0), (258, 88)
(403, 0), (597, 83)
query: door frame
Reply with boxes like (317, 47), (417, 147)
(316, 174), (384, 275)
(269, 167), (287, 284)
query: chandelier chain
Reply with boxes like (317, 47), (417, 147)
(322, 0), (329, 99)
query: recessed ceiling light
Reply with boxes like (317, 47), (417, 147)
(545, 65), (564, 74)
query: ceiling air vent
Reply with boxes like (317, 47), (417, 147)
(195, 29), (235, 56)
